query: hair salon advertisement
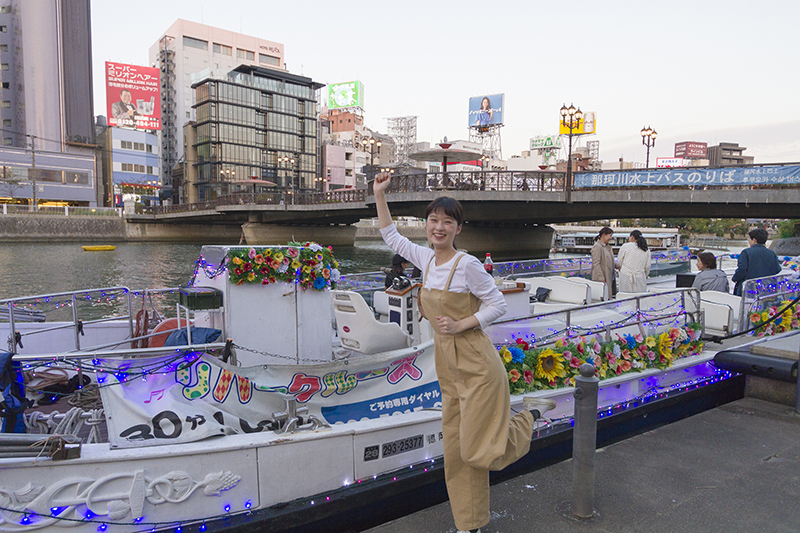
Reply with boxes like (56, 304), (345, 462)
(105, 61), (161, 130)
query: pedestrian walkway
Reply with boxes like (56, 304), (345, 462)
(365, 397), (800, 533)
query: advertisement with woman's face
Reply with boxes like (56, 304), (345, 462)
(468, 94), (504, 127)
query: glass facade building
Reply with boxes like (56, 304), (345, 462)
(191, 65), (323, 200)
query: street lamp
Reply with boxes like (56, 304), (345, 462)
(279, 156), (295, 190)
(641, 126), (657, 168)
(361, 137), (382, 166)
(560, 103), (583, 204)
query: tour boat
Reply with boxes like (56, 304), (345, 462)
(0, 243), (794, 533)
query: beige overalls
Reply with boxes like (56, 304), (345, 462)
(421, 254), (535, 531)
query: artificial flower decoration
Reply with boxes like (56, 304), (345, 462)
(227, 242), (339, 290)
(749, 300), (800, 337)
(498, 324), (704, 395)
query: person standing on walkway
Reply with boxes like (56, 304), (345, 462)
(692, 252), (729, 293)
(372, 173), (553, 533)
(591, 227), (616, 297)
(732, 228), (781, 296)
(616, 229), (651, 293)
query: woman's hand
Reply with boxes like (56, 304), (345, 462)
(435, 316), (462, 335)
(373, 172), (392, 194)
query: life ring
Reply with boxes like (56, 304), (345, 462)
(149, 318), (192, 348)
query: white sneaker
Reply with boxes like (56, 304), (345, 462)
(523, 396), (556, 419)
(457, 530), (480, 533)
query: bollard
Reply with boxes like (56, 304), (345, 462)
(572, 363), (599, 519)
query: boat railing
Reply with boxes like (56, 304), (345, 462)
(489, 288), (702, 347)
(1, 286), (185, 354)
(739, 273), (800, 328)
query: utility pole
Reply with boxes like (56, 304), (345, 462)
(29, 135), (36, 210)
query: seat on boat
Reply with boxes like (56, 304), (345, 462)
(373, 291), (390, 322)
(699, 291), (742, 336)
(517, 276), (590, 315)
(331, 290), (413, 354)
(563, 277), (608, 302)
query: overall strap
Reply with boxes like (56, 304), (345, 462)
(443, 253), (465, 291)
(423, 256), (435, 287)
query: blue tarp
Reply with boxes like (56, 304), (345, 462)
(0, 351), (26, 433)
(163, 327), (222, 347)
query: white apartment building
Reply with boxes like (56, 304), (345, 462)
(148, 19), (284, 198)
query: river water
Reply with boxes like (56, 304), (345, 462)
(0, 241), (405, 300)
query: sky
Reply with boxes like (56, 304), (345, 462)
(91, 0), (800, 165)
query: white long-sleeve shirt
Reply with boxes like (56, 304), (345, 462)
(380, 224), (507, 329)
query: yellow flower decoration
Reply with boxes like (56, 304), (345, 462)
(247, 272), (255, 282)
(291, 260), (302, 270)
(657, 332), (672, 357)
(273, 252), (284, 263)
(264, 249), (272, 257)
(555, 339), (564, 349)
(232, 257), (242, 265)
(645, 336), (656, 348)
(302, 265), (312, 274)
(499, 347), (512, 364)
(535, 348), (567, 382)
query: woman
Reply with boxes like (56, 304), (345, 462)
(692, 252), (729, 292)
(616, 230), (651, 293)
(591, 227), (616, 297)
(373, 172), (552, 533)
(384, 254), (409, 288)
(477, 96), (493, 126)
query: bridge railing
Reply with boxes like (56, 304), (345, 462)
(148, 189), (368, 215)
(372, 170), (566, 194)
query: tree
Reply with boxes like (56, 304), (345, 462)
(0, 166), (24, 200)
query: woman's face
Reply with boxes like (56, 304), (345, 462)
(696, 258), (706, 271)
(426, 209), (462, 250)
(601, 232), (613, 244)
(481, 98), (489, 110)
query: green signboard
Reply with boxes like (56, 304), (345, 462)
(328, 81), (364, 109)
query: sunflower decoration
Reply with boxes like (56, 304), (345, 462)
(225, 242), (339, 290)
(535, 348), (567, 384)
(657, 331), (673, 360)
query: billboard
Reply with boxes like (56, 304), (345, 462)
(328, 81), (364, 109)
(468, 94), (504, 128)
(531, 135), (562, 150)
(558, 111), (596, 135)
(106, 62), (161, 130)
(656, 157), (685, 168)
(674, 141), (707, 158)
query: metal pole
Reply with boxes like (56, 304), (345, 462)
(572, 362), (599, 519)
(565, 130), (573, 204)
(795, 345), (800, 414)
(30, 136), (36, 211)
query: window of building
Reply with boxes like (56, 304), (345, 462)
(0, 26), (6, 33)
(121, 163), (133, 172)
(236, 48), (255, 60)
(2, 137), (10, 145)
(0, 45), (7, 51)
(259, 53), (280, 66)
(182, 36), (208, 51)
(146, 144), (153, 153)
(2, 119), (9, 126)
(147, 166), (154, 175)
(213, 43), (232, 56)
(0, 101), (9, 108)
(186, 111), (191, 118)
(120, 140), (133, 150)
(0, 6), (10, 13)
(134, 142), (145, 151)
(0, 63), (7, 71)
(1, 82), (7, 89)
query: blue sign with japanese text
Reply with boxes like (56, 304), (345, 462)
(574, 165), (800, 188)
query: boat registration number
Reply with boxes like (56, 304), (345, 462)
(381, 434), (424, 458)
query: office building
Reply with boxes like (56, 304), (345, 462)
(98, 127), (160, 208)
(707, 142), (754, 166)
(0, 0), (97, 206)
(187, 65), (323, 201)
(149, 19), (284, 200)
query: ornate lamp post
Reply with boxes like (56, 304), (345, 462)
(560, 103), (583, 204)
(641, 126), (657, 168)
(361, 136), (381, 184)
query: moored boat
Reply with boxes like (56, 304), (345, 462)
(81, 245), (116, 252)
(0, 243), (796, 533)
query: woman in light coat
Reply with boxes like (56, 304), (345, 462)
(591, 227), (616, 297)
(616, 230), (651, 293)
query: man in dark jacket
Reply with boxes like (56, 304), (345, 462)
(732, 228), (781, 296)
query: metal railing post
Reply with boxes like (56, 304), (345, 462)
(572, 363), (599, 519)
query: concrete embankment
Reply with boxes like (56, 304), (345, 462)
(355, 225), (427, 241)
(0, 215), (127, 242)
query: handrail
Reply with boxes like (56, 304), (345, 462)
(11, 342), (229, 362)
(739, 273), (800, 328)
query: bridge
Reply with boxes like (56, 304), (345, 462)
(127, 163), (800, 254)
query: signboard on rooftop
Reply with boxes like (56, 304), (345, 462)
(531, 135), (562, 150)
(105, 62), (161, 130)
(328, 81), (364, 109)
(674, 141), (707, 158)
(656, 157), (685, 168)
(468, 93), (504, 128)
(558, 111), (596, 135)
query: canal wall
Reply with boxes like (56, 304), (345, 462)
(0, 215), (127, 242)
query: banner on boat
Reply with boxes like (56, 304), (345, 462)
(100, 347), (440, 448)
(574, 164), (800, 188)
